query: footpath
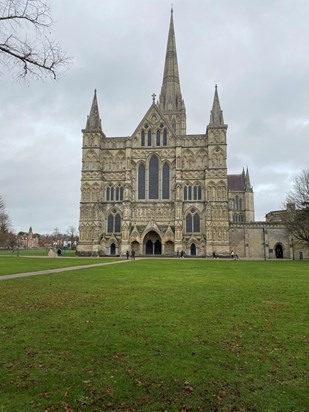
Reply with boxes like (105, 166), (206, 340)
(0, 259), (132, 281)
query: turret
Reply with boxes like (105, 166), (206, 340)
(84, 89), (103, 133)
(209, 85), (225, 127)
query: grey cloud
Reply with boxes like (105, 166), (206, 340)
(1, 0), (309, 231)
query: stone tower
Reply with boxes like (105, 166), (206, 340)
(204, 86), (230, 255)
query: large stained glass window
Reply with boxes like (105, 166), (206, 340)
(149, 155), (159, 199)
(138, 163), (146, 199)
(162, 163), (170, 199)
(107, 212), (121, 233)
(186, 211), (200, 233)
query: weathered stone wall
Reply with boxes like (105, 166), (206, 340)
(229, 222), (308, 259)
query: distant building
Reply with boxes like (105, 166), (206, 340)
(18, 226), (39, 249)
(77, 10), (307, 259)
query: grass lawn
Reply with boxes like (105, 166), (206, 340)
(0, 256), (122, 276)
(0, 249), (77, 257)
(0, 259), (308, 411)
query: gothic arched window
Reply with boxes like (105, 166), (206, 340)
(149, 155), (159, 199)
(188, 186), (192, 200)
(116, 186), (123, 201)
(114, 214), (121, 232)
(107, 214), (113, 232)
(156, 130), (160, 146)
(141, 130), (145, 146)
(107, 212), (121, 233)
(106, 185), (111, 201)
(186, 211), (201, 233)
(193, 185), (198, 200)
(147, 130), (152, 146)
(235, 197), (243, 210)
(198, 185), (202, 200)
(163, 129), (168, 146)
(186, 214), (192, 233)
(138, 163), (145, 199)
(162, 163), (170, 199)
(193, 213), (200, 232)
(107, 185), (123, 202)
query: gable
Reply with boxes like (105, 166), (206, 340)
(131, 103), (176, 140)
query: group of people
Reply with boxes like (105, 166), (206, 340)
(212, 250), (239, 259)
(230, 250), (239, 260)
(176, 250), (185, 258)
(126, 250), (135, 260)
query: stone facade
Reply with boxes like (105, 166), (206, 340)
(77, 10), (306, 259)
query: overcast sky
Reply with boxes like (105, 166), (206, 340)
(1, 0), (309, 234)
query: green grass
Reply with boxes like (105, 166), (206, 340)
(0, 260), (308, 411)
(0, 256), (123, 276)
(0, 248), (77, 257)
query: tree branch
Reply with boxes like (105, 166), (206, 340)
(0, 0), (70, 80)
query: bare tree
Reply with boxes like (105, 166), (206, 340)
(282, 169), (309, 247)
(53, 227), (61, 246)
(0, 195), (11, 246)
(66, 226), (78, 249)
(0, 0), (70, 80)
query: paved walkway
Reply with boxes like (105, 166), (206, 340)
(0, 259), (133, 281)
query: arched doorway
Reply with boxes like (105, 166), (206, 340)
(146, 240), (153, 254)
(154, 240), (161, 254)
(275, 243), (283, 259)
(131, 241), (140, 255)
(144, 231), (162, 255)
(165, 241), (174, 255)
(190, 243), (196, 256)
(110, 243), (116, 255)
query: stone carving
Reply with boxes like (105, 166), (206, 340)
(132, 204), (174, 221)
(182, 171), (204, 180)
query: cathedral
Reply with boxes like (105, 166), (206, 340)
(77, 10), (296, 259)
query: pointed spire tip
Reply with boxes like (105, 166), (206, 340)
(85, 89), (102, 132)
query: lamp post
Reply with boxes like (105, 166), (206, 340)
(262, 227), (266, 261)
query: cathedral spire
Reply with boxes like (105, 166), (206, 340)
(85, 89), (102, 132)
(161, 8), (180, 93)
(158, 9), (186, 134)
(209, 85), (225, 127)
